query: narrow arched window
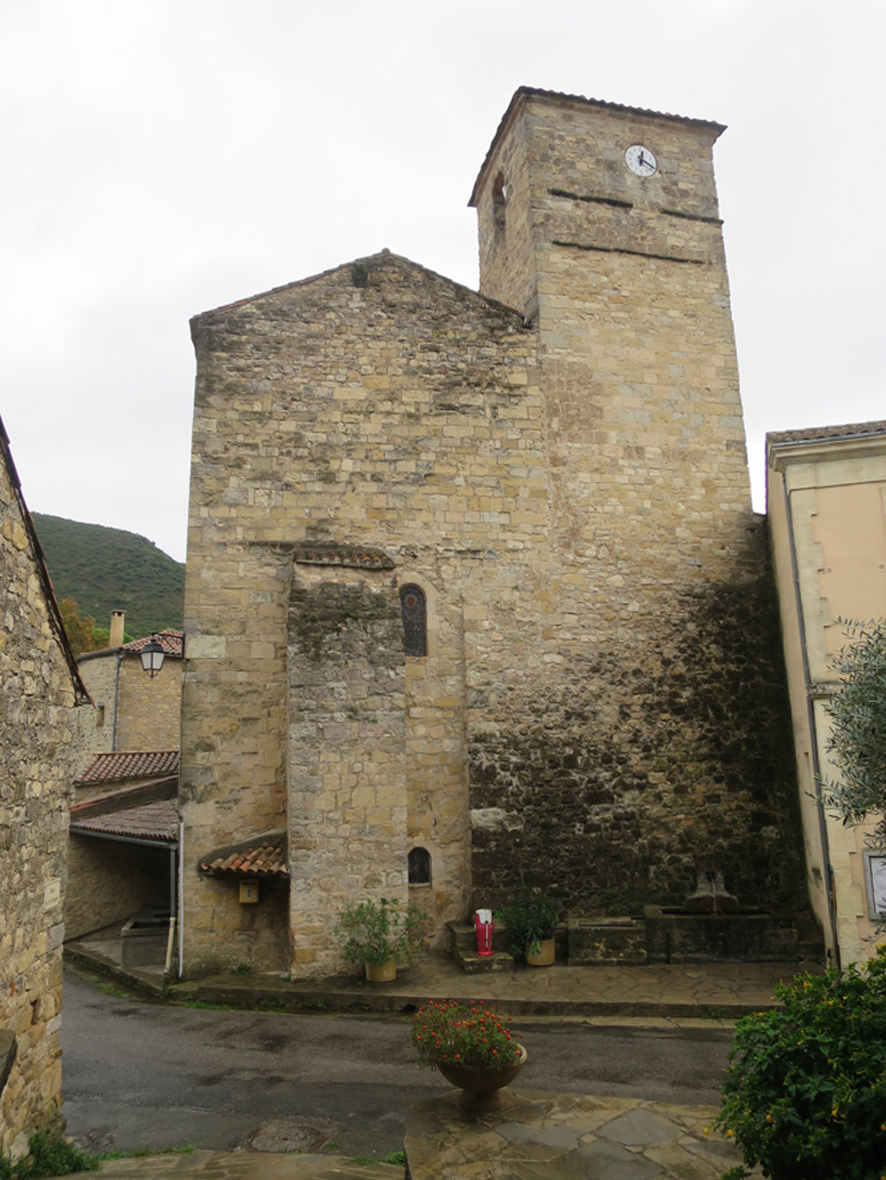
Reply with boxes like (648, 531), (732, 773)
(408, 847), (431, 885)
(492, 171), (507, 233)
(400, 584), (427, 657)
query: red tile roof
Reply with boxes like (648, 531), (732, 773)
(70, 798), (178, 843)
(292, 542), (394, 570)
(123, 630), (183, 657)
(199, 830), (289, 879)
(76, 750), (180, 786)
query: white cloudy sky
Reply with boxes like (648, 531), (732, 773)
(1, 0), (883, 563)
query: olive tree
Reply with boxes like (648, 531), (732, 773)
(821, 618), (886, 848)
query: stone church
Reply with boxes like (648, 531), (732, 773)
(180, 87), (805, 978)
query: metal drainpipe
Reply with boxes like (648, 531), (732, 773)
(779, 465), (840, 968)
(111, 649), (123, 751)
(178, 820), (185, 978)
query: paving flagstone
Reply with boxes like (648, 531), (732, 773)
(404, 1090), (762, 1179)
(95, 1152), (399, 1180)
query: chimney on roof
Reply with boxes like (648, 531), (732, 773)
(109, 611), (125, 648)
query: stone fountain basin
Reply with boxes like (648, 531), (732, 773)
(643, 905), (800, 963)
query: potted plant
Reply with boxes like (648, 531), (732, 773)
(333, 896), (429, 982)
(411, 1001), (526, 1112)
(497, 889), (560, 966)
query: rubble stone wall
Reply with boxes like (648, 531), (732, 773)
(288, 569), (407, 977)
(0, 462), (79, 1158)
(64, 837), (172, 940)
(467, 92), (804, 910)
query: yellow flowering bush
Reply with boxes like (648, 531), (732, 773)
(716, 946), (886, 1179)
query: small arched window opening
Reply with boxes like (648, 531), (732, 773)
(492, 171), (507, 232)
(408, 847), (431, 886)
(400, 584), (427, 657)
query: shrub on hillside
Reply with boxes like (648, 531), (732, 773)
(716, 946), (886, 1179)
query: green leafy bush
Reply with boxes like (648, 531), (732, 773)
(496, 888), (559, 958)
(0, 1133), (98, 1180)
(716, 947), (886, 1179)
(333, 896), (428, 968)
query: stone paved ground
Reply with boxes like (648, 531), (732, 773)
(66, 940), (818, 1020)
(405, 1090), (762, 1179)
(97, 1154), (399, 1180)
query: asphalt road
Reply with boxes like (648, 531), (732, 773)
(61, 969), (734, 1161)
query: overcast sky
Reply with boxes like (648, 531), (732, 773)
(1, 1), (883, 564)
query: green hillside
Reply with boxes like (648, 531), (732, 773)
(32, 513), (185, 639)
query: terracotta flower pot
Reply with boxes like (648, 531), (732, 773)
(525, 938), (555, 967)
(435, 1044), (527, 1113)
(364, 958), (396, 983)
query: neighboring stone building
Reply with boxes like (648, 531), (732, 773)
(0, 418), (88, 1158)
(767, 420), (886, 967)
(72, 624), (183, 775)
(181, 87), (805, 979)
(67, 626), (183, 963)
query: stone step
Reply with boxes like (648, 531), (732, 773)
(451, 950), (515, 975)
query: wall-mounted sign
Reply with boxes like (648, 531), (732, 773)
(863, 851), (886, 918)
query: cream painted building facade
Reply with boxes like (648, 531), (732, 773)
(767, 420), (886, 966)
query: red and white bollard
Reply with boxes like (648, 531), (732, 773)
(474, 908), (494, 957)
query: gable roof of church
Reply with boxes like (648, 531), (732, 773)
(191, 250), (526, 323)
(469, 86), (727, 208)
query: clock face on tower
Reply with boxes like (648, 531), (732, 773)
(624, 144), (657, 177)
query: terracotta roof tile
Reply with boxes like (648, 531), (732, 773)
(198, 830), (289, 879)
(767, 420), (886, 447)
(76, 750), (180, 786)
(123, 630), (183, 657)
(70, 798), (178, 843)
(292, 542), (394, 570)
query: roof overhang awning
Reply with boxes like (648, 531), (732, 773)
(198, 829), (289, 879)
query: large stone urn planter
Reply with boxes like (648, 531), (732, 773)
(436, 1044), (527, 1113)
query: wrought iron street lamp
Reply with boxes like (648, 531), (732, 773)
(140, 634), (165, 678)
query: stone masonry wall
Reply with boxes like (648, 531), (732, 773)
(113, 657), (182, 753)
(0, 450), (81, 1158)
(466, 92), (805, 911)
(64, 837), (171, 940)
(288, 567), (407, 977)
(182, 253), (541, 974)
(73, 653), (182, 776)
(182, 94), (806, 977)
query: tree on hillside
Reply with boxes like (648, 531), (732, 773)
(58, 597), (105, 657)
(821, 618), (886, 850)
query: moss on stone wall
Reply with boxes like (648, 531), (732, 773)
(290, 581), (401, 663)
(470, 524), (805, 914)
